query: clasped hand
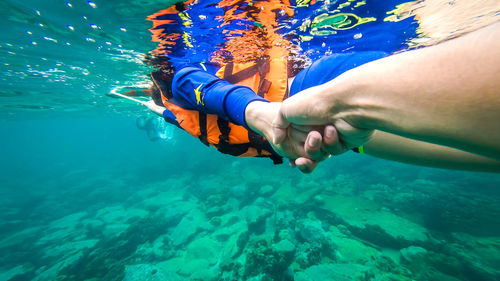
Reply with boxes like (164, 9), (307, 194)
(251, 86), (373, 173)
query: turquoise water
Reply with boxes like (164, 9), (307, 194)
(1, 0), (500, 280)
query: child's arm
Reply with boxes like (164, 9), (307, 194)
(145, 100), (165, 116)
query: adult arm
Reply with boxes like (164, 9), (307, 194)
(275, 22), (500, 160)
(290, 126), (500, 173)
(364, 130), (500, 172)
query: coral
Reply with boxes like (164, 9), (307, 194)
(295, 242), (322, 269)
(244, 239), (294, 280)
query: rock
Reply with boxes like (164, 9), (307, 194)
(295, 263), (371, 281)
(156, 238), (220, 281)
(244, 239), (293, 280)
(34, 252), (84, 281)
(218, 230), (249, 267)
(232, 184), (248, 199)
(329, 174), (358, 195)
(205, 195), (233, 217)
(297, 219), (327, 245)
(209, 216), (221, 226)
(318, 195), (430, 248)
(273, 239), (296, 255)
(156, 258), (184, 279)
(0, 226), (41, 249)
(295, 219), (337, 267)
(259, 185), (276, 197)
(102, 223), (130, 238)
(158, 200), (198, 227)
(141, 187), (186, 208)
(271, 179), (319, 205)
(441, 233), (500, 281)
(400, 246), (428, 264)
(295, 242), (323, 268)
(185, 237), (220, 266)
(170, 209), (207, 246)
(96, 206), (149, 224)
(183, 262), (219, 281)
(0, 265), (30, 281)
(277, 229), (295, 242)
(95, 206), (149, 238)
(37, 212), (88, 245)
(275, 210), (296, 230)
(212, 213), (249, 266)
(273, 239), (296, 265)
(44, 239), (99, 259)
(312, 195), (324, 205)
(329, 226), (380, 264)
(244, 205), (272, 234)
(415, 268), (463, 281)
(135, 235), (172, 259)
(49, 212), (88, 229)
(122, 264), (168, 281)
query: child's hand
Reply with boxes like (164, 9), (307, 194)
(145, 100), (166, 116)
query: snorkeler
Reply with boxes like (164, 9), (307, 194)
(126, 46), (499, 173)
(113, 1), (499, 173)
(136, 116), (175, 142)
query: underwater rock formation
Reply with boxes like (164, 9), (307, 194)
(315, 195), (431, 248)
(2, 161), (499, 281)
(122, 264), (168, 281)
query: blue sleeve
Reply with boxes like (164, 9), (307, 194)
(162, 108), (180, 127)
(290, 51), (389, 96)
(170, 66), (267, 128)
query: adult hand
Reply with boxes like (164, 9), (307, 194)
(245, 101), (331, 165)
(290, 125), (342, 173)
(272, 85), (374, 156)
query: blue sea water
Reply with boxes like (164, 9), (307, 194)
(1, 0), (500, 280)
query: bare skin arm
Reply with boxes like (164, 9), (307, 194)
(246, 101), (329, 165)
(287, 126), (500, 173)
(364, 130), (500, 172)
(274, 22), (500, 161)
(145, 100), (165, 116)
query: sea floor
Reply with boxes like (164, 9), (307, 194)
(1, 116), (499, 281)
(1, 166), (499, 281)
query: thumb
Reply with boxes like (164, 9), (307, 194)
(272, 108), (290, 144)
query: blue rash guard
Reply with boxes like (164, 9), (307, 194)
(162, 52), (388, 128)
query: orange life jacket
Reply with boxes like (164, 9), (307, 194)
(151, 47), (289, 164)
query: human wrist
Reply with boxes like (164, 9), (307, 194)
(323, 64), (385, 130)
(245, 101), (269, 135)
(224, 87), (267, 128)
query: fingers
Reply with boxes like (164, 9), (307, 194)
(272, 109), (291, 144)
(333, 119), (374, 149)
(286, 128), (330, 162)
(289, 127), (309, 143)
(304, 131), (330, 161)
(322, 125), (346, 155)
(294, 157), (318, 174)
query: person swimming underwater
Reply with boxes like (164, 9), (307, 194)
(110, 0), (500, 173)
(113, 49), (500, 173)
(136, 116), (176, 142)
